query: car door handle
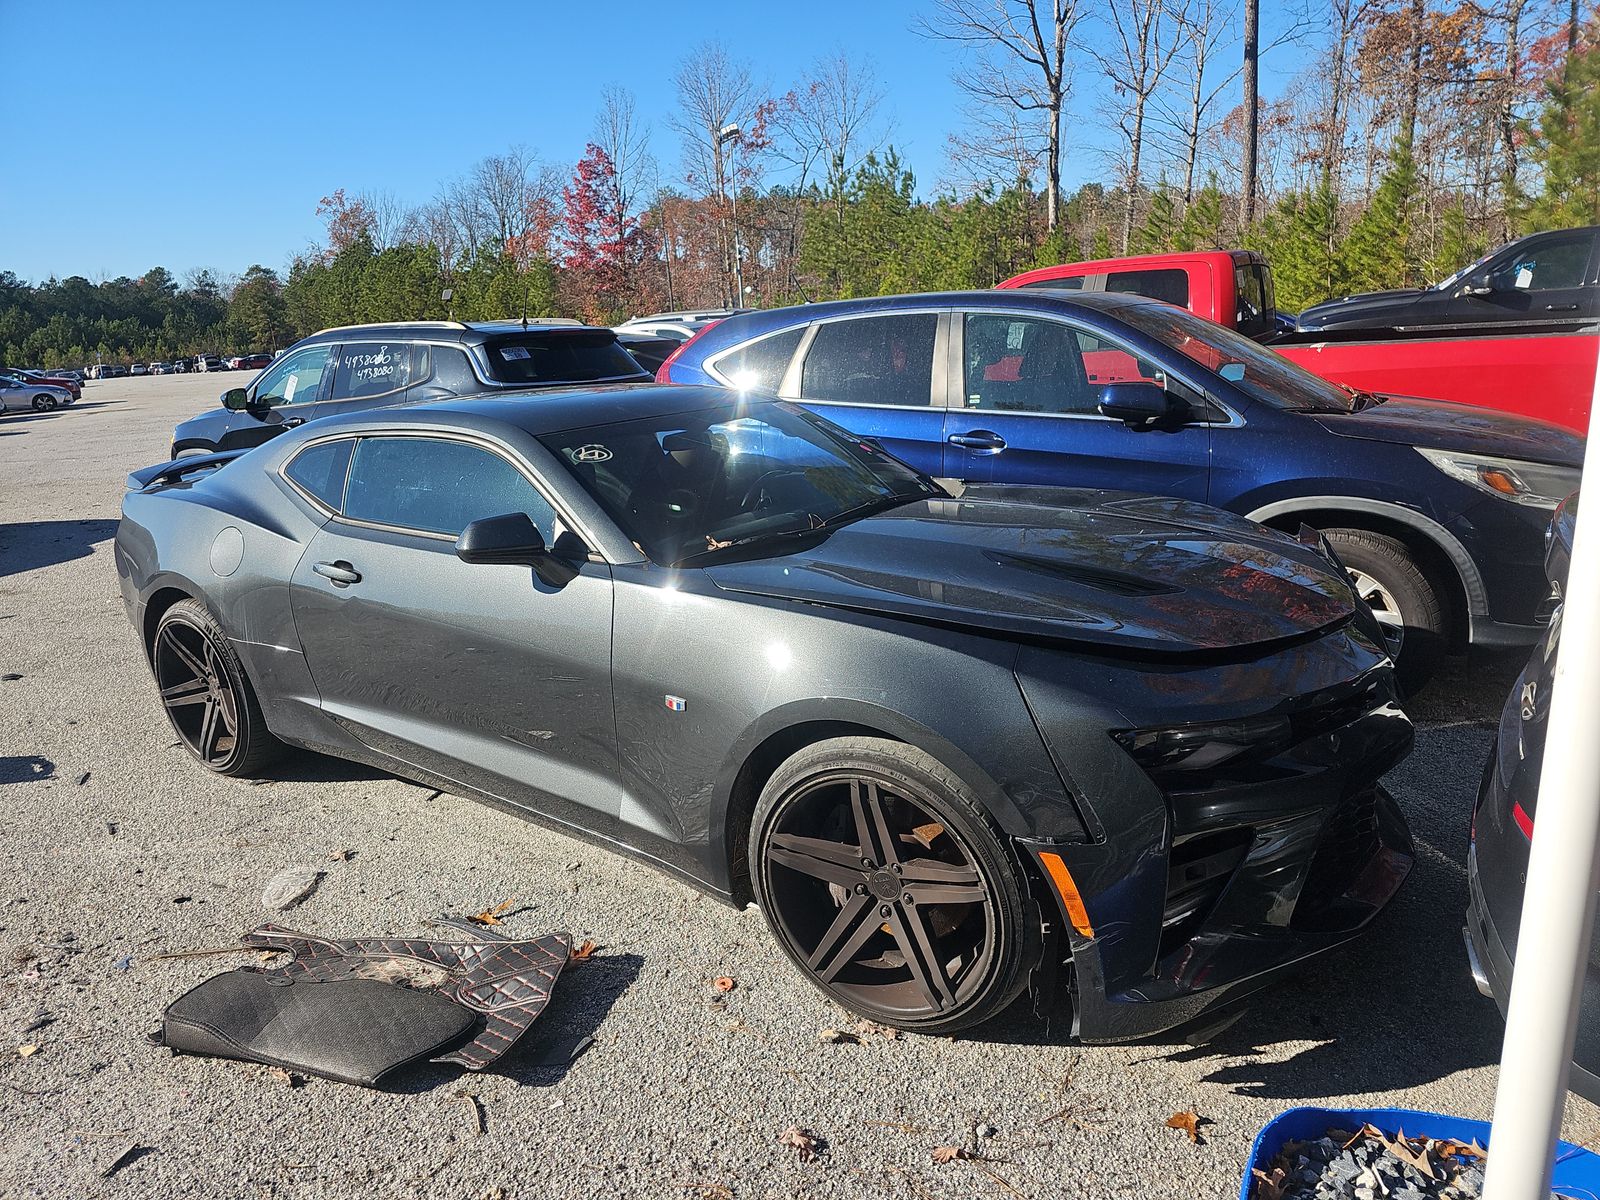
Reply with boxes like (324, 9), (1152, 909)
(313, 560), (361, 587)
(947, 430), (1008, 453)
(1544, 303), (1580, 311)
(281, 415), (307, 427)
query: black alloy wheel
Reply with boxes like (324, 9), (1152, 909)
(152, 599), (282, 776)
(751, 737), (1030, 1033)
(32, 395), (55, 412)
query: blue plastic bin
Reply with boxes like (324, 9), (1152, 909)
(1241, 1106), (1600, 1199)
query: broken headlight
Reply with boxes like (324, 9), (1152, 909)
(1113, 715), (1293, 784)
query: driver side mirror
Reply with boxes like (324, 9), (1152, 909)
(1098, 382), (1187, 428)
(457, 512), (583, 585)
(1458, 280), (1496, 298)
(222, 387), (251, 411)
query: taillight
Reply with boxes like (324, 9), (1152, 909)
(654, 320), (721, 383)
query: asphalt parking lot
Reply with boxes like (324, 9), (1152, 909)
(0, 373), (1592, 1200)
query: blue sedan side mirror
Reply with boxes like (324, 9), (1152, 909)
(1098, 382), (1185, 428)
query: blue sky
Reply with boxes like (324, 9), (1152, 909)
(0, 1), (1311, 285)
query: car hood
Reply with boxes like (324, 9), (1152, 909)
(1312, 398), (1584, 464)
(1299, 289), (1430, 327)
(704, 489), (1356, 657)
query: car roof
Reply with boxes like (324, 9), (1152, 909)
(300, 383), (747, 441)
(300, 319), (613, 345)
(698, 289), (1177, 337)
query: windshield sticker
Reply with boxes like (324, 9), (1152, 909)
(283, 375), (297, 403)
(571, 444), (613, 464)
(500, 346), (531, 361)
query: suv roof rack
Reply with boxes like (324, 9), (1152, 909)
(311, 320), (470, 336)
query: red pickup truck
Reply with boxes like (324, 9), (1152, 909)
(1001, 250), (1598, 432)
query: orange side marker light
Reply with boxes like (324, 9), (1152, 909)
(1038, 851), (1096, 939)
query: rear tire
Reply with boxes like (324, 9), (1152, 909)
(749, 736), (1032, 1034)
(152, 599), (283, 777)
(1324, 528), (1446, 695)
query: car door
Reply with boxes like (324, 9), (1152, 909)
(942, 309), (1211, 501)
(308, 340), (417, 424)
(216, 343), (333, 451)
(286, 432), (627, 837)
(1447, 229), (1599, 327)
(780, 310), (949, 477)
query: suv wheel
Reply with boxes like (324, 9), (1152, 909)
(1325, 528), (1446, 695)
(749, 736), (1032, 1033)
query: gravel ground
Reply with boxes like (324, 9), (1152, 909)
(0, 373), (1592, 1200)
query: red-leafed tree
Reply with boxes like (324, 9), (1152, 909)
(560, 143), (649, 322)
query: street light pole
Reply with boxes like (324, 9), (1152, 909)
(1482, 357), (1600, 1199)
(717, 122), (743, 310)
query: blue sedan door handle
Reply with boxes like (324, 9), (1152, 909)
(947, 429), (1008, 454)
(313, 560), (362, 587)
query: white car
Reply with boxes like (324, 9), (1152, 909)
(0, 374), (73, 412)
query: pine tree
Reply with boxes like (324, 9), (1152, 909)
(1175, 178), (1226, 251)
(1274, 183), (1348, 310)
(1427, 199), (1483, 283)
(1520, 33), (1600, 230)
(1136, 184), (1179, 253)
(1342, 143), (1420, 291)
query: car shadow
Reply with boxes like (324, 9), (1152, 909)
(384, 951), (645, 1095)
(258, 749), (393, 785)
(0, 756), (55, 785)
(0, 519), (118, 577)
(0, 400), (123, 423)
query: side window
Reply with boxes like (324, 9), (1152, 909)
(1104, 268), (1190, 308)
(428, 345), (482, 394)
(1490, 234), (1595, 292)
(1018, 275), (1086, 291)
(253, 345), (331, 407)
(1234, 264), (1269, 337)
(342, 437), (556, 540)
(332, 341), (412, 402)
(799, 314), (938, 406)
(962, 314), (1166, 415)
(283, 438), (354, 511)
(711, 327), (805, 393)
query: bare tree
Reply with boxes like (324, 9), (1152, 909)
(770, 53), (887, 216)
(671, 41), (764, 306)
(1240, 0), (1260, 226)
(919, 0), (1085, 231)
(594, 84), (657, 222)
(1151, 0), (1241, 207)
(1096, 0), (1187, 250)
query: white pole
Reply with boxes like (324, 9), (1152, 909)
(1483, 352), (1600, 1200)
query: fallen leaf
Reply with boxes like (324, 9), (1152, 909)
(1385, 1128), (1437, 1179)
(778, 1125), (822, 1162)
(16, 1044), (37, 1058)
(931, 1145), (972, 1164)
(1251, 1166), (1289, 1200)
(327, 848), (353, 862)
(854, 1018), (900, 1040)
(265, 1066), (303, 1088)
(1165, 1110), (1206, 1144)
(712, 975), (736, 993)
(468, 899), (516, 927)
(818, 1028), (861, 1044)
(911, 822), (945, 849)
(568, 938), (598, 963)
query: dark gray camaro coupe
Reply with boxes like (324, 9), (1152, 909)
(116, 385), (1415, 1037)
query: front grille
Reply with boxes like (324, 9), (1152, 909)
(1159, 829), (1251, 959)
(1294, 788), (1381, 930)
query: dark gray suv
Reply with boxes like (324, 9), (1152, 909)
(169, 320), (651, 457)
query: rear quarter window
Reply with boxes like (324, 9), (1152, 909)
(710, 327), (805, 392)
(1105, 268), (1189, 308)
(1017, 275), (1086, 290)
(483, 333), (645, 385)
(283, 439), (354, 511)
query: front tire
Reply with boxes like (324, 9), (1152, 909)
(32, 395), (56, 412)
(152, 599), (283, 777)
(749, 736), (1031, 1034)
(1324, 528), (1446, 695)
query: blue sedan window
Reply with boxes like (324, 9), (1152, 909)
(342, 437), (555, 539)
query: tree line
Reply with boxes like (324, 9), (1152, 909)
(4, 0), (1597, 370)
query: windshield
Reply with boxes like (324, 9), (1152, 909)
(1111, 301), (1361, 413)
(1432, 244), (1505, 291)
(540, 399), (940, 566)
(483, 332), (646, 385)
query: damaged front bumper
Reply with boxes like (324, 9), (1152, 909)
(1017, 673), (1414, 1043)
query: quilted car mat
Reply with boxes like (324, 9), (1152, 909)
(161, 921), (573, 1085)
